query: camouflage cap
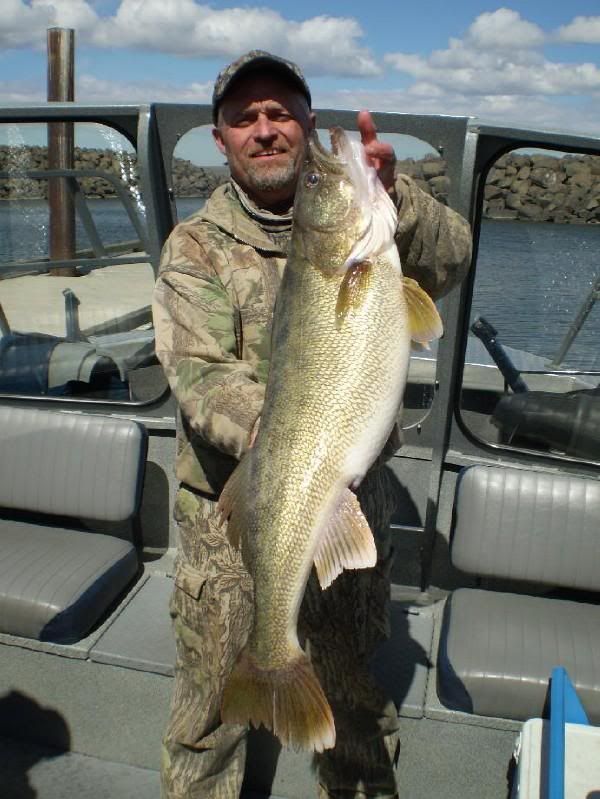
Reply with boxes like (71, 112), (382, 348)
(212, 50), (312, 123)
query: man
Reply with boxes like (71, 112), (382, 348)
(153, 50), (472, 799)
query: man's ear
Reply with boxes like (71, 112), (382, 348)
(212, 127), (227, 156)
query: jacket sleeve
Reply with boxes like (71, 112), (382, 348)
(394, 174), (472, 300)
(152, 224), (265, 461)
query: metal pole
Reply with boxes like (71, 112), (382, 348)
(47, 27), (77, 276)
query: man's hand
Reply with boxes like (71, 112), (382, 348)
(357, 110), (397, 195)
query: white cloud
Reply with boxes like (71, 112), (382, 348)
(464, 8), (545, 50)
(92, 2), (380, 77)
(556, 16), (600, 45)
(78, 74), (214, 103)
(314, 85), (600, 139)
(1, 4), (599, 139)
(0, 74), (214, 104)
(0, 0), (99, 48)
(0, 78), (45, 103)
(284, 17), (380, 77)
(385, 10), (600, 98)
(386, 50), (600, 96)
(36, 0), (98, 29)
(0, 0), (52, 48)
(0, 0), (379, 77)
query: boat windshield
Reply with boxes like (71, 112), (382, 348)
(459, 147), (600, 463)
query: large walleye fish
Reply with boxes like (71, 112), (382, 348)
(219, 127), (442, 752)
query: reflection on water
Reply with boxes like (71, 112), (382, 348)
(0, 198), (145, 262)
(474, 219), (599, 371)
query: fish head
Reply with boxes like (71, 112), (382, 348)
(292, 128), (398, 276)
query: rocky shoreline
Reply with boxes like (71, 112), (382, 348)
(397, 151), (600, 224)
(1, 146), (599, 223)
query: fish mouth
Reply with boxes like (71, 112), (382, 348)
(307, 128), (348, 175)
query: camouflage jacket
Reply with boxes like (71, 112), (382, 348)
(153, 176), (472, 496)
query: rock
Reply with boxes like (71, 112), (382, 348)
(487, 167), (505, 183)
(568, 172), (593, 190)
(510, 154), (531, 169)
(530, 155), (561, 170)
(530, 168), (562, 190)
(484, 184), (504, 200)
(510, 179), (530, 195)
(413, 178), (432, 195)
(397, 159), (423, 179)
(428, 175), (450, 197)
(563, 158), (589, 176)
(505, 192), (523, 210)
(421, 159), (447, 179)
(518, 203), (545, 221)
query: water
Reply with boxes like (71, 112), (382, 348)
(474, 219), (599, 371)
(0, 198), (598, 372)
(0, 198), (146, 260)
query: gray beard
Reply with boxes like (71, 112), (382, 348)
(245, 159), (297, 194)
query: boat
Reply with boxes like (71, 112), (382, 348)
(0, 101), (599, 799)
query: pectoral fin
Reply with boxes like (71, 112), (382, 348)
(402, 276), (444, 347)
(248, 416), (261, 448)
(217, 456), (250, 550)
(314, 488), (377, 590)
(336, 261), (372, 329)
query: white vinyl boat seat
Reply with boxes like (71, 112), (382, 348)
(0, 405), (147, 644)
(437, 464), (600, 722)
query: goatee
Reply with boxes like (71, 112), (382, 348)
(246, 160), (297, 193)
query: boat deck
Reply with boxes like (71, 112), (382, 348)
(1, 718), (517, 799)
(0, 569), (518, 799)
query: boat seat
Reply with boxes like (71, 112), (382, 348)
(0, 405), (147, 644)
(437, 464), (600, 722)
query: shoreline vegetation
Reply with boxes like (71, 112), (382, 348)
(1, 146), (599, 224)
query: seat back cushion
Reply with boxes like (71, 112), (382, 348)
(451, 465), (600, 591)
(0, 405), (147, 522)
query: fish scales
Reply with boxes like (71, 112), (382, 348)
(248, 252), (409, 664)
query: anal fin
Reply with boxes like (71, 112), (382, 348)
(314, 488), (377, 590)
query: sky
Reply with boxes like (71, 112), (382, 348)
(1, 1), (599, 163)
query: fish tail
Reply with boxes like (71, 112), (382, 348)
(221, 647), (335, 752)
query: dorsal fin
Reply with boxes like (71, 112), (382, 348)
(402, 276), (444, 347)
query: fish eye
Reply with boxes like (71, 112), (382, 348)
(304, 172), (320, 188)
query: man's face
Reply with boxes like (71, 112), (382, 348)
(213, 72), (315, 211)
